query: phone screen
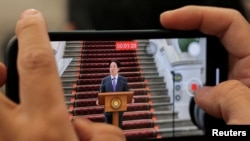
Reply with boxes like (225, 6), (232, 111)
(53, 37), (207, 140)
(5, 30), (228, 140)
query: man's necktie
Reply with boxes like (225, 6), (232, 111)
(112, 77), (116, 91)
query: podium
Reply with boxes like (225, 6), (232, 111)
(98, 91), (134, 127)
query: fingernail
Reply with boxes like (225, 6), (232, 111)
(160, 11), (167, 17)
(73, 117), (92, 124)
(195, 86), (212, 95)
(20, 9), (39, 20)
(160, 10), (174, 16)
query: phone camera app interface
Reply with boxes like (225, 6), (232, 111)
(52, 37), (207, 140)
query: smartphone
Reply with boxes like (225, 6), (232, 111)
(4, 29), (228, 140)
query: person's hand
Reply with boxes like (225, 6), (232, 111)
(160, 6), (250, 124)
(0, 9), (126, 141)
(96, 99), (99, 105)
(0, 62), (7, 87)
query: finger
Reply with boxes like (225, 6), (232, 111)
(15, 9), (66, 114)
(0, 92), (16, 129)
(0, 92), (17, 128)
(0, 62), (7, 87)
(195, 80), (250, 124)
(228, 55), (250, 86)
(73, 118), (126, 141)
(0, 92), (17, 111)
(160, 6), (250, 59)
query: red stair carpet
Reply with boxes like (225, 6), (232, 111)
(62, 40), (159, 140)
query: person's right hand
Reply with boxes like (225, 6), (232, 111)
(160, 6), (250, 124)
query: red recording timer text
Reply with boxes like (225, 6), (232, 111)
(115, 41), (138, 50)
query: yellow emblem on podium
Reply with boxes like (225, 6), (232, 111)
(111, 97), (122, 110)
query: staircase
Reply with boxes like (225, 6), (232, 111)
(60, 40), (203, 140)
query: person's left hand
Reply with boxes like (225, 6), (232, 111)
(0, 9), (126, 141)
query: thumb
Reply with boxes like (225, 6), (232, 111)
(195, 80), (250, 124)
(73, 118), (126, 141)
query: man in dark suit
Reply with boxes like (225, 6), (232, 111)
(96, 60), (132, 129)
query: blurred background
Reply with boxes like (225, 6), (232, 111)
(1, 0), (250, 93)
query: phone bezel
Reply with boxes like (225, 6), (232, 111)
(4, 29), (228, 140)
(5, 29), (210, 103)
